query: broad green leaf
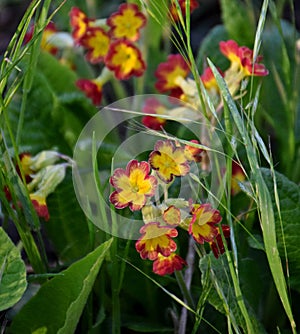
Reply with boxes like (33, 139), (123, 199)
(261, 168), (300, 291)
(0, 227), (27, 311)
(9, 238), (113, 334)
(199, 253), (266, 333)
(220, 0), (255, 45)
(46, 172), (91, 262)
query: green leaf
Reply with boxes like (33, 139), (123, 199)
(0, 227), (27, 311)
(46, 172), (91, 262)
(261, 168), (300, 291)
(220, 0), (255, 45)
(199, 253), (267, 333)
(9, 238), (113, 334)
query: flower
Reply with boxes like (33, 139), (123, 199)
(141, 98), (167, 130)
(189, 203), (222, 244)
(107, 3), (146, 42)
(149, 140), (190, 183)
(153, 253), (187, 275)
(30, 193), (50, 221)
(231, 161), (246, 195)
(105, 39), (146, 80)
(201, 67), (223, 91)
(163, 205), (181, 226)
(135, 222), (178, 260)
(169, 0), (199, 22)
(24, 22), (58, 55)
(76, 78), (103, 105)
(69, 7), (94, 43)
(219, 40), (268, 77)
(110, 160), (157, 211)
(80, 27), (110, 63)
(210, 225), (230, 258)
(16, 153), (34, 183)
(155, 54), (190, 95)
(184, 140), (203, 163)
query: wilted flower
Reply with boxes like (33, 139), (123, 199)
(153, 253), (187, 275)
(110, 160), (157, 211)
(135, 222), (178, 260)
(107, 3), (146, 42)
(189, 203), (222, 244)
(149, 140), (190, 183)
(105, 39), (146, 80)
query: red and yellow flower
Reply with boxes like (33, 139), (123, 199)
(210, 225), (230, 258)
(201, 67), (223, 91)
(76, 78), (103, 105)
(135, 222), (178, 260)
(189, 203), (222, 244)
(80, 27), (110, 63)
(149, 140), (190, 183)
(105, 39), (146, 80)
(110, 160), (157, 211)
(184, 139), (203, 163)
(30, 193), (50, 221)
(153, 253), (187, 276)
(107, 3), (146, 42)
(69, 7), (94, 43)
(155, 54), (190, 96)
(141, 98), (167, 130)
(220, 40), (268, 77)
(231, 161), (246, 195)
(169, 0), (199, 22)
(24, 22), (58, 55)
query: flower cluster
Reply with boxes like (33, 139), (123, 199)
(4, 151), (70, 221)
(147, 40), (268, 125)
(109, 139), (230, 276)
(69, 3), (147, 105)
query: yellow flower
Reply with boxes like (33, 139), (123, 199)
(135, 222), (178, 260)
(110, 160), (157, 211)
(149, 140), (190, 183)
(189, 203), (222, 244)
(107, 3), (146, 42)
(105, 40), (146, 80)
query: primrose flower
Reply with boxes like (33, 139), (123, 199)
(105, 39), (146, 80)
(155, 54), (190, 96)
(153, 253), (187, 276)
(110, 160), (157, 211)
(135, 222), (178, 260)
(189, 203), (222, 244)
(24, 22), (58, 55)
(80, 27), (110, 63)
(107, 3), (146, 42)
(210, 225), (230, 259)
(149, 140), (190, 183)
(184, 140), (203, 163)
(69, 7), (94, 43)
(169, 0), (199, 22)
(76, 78), (103, 105)
(231, 161), (246, 195)
(30, 193), (50, 221)
(201, 67), (223, 91)
(163, 205), (181, 226)
(220, 40), (268, 77)
(141, 98), (167, 130)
